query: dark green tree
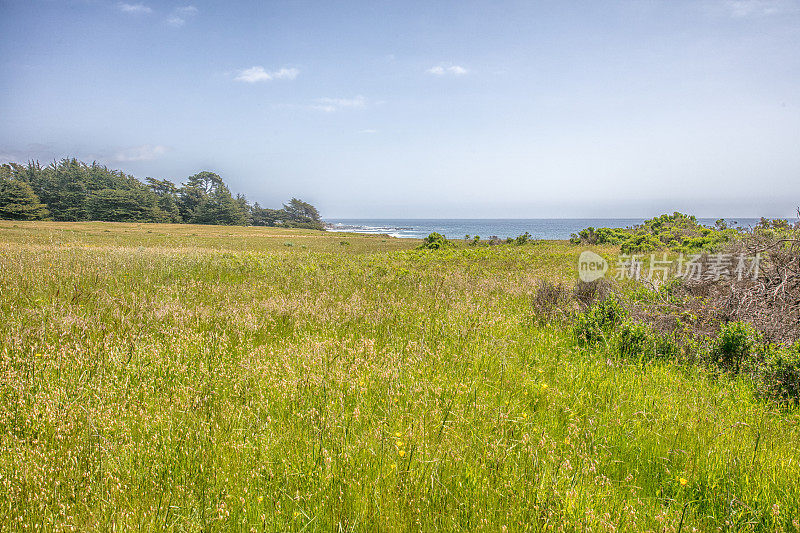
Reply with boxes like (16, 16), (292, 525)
(178, 171), (226, 222)
(178, 184), (206, 222)
(43, 159), (90, 221)
(281, 197), (323, 229)
(186, 171), (224, 194)
(0, 174), (51, 220)
(235, 194), (252, 225)
(87, 189), (160, 222)
(0, 159), (324, 228)
(146, 177), (182, 223)
(192, 183), (248, 225)
(251, 203), (285, 226)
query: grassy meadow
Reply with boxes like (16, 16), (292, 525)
(0, 221), (798, 532)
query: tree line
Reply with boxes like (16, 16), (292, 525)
(0, 158), (323, 229)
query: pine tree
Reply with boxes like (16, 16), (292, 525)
(192, 184), (248, 225)
(0, 177), (51, 220)
(1, 159), (325, 228)
(87, 188), (160, 222)
(282, 198), (323, 229)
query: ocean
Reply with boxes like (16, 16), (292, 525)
(325, 218), (762, 240)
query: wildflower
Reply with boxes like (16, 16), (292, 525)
(398, 449), (405, 457)
(522, 412), (528, 420)
(293, 511), (300, 518)
(257, 496), (263, 503)
(677, 476), (687, 486)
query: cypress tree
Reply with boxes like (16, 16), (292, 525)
(0, 177), (51, 220)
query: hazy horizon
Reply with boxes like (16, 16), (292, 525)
(2, 0), (799, 219)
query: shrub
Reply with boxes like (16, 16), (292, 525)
(654, 333), (682, 361)
(419, 232), (451, 250)
(531, 280), (571, 323)
(573, 279), (612, 308)
(712, 321), (757, 372)
(575, 297), (626, 344)
(618, 321), (652, 359)
(759, 343), (800, 404)
(571, 212), (738, 253)
(620, 234), (661, 254)
(515, 232), (532, 245)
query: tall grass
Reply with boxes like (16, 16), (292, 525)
(0, 222), (798, 531)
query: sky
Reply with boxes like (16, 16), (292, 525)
(1, 0), (799, 219)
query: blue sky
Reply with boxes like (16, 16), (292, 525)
(1, 0), (799, 218)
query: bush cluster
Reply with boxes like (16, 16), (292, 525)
(569, 212), (738, 253)
(425, 232), (534, 249)
(419, 232), (452, 250)
(575, 298), (800, 405)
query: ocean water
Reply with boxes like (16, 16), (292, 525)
(325, 218), (762, 240)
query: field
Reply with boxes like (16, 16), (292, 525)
(0, 221), (798, 532)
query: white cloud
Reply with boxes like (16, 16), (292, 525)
(311, 96), (366, 112)
(427, 64), (469, 76)
(721, 0), (799, 17)
(118, 3), (152, 15)
(113, 145), (168, 162)
(234, 66), (299, 83)
(166, 5), (198, 27)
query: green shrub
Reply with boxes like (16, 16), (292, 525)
(419, 232), (451, 250)
(515, 232), (532, 245)
(575, 297), (626, 344)
(712, 321), (757, 372)
(571, 212), (737, 253)
(615, 322), (683, 362)
(618, 321), (652, 359)
(620, 234), (661, 254)
(654, 333), (682, 361)
(759, 343), (800, 404)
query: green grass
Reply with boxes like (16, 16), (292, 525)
(0, 222), (798, 531)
